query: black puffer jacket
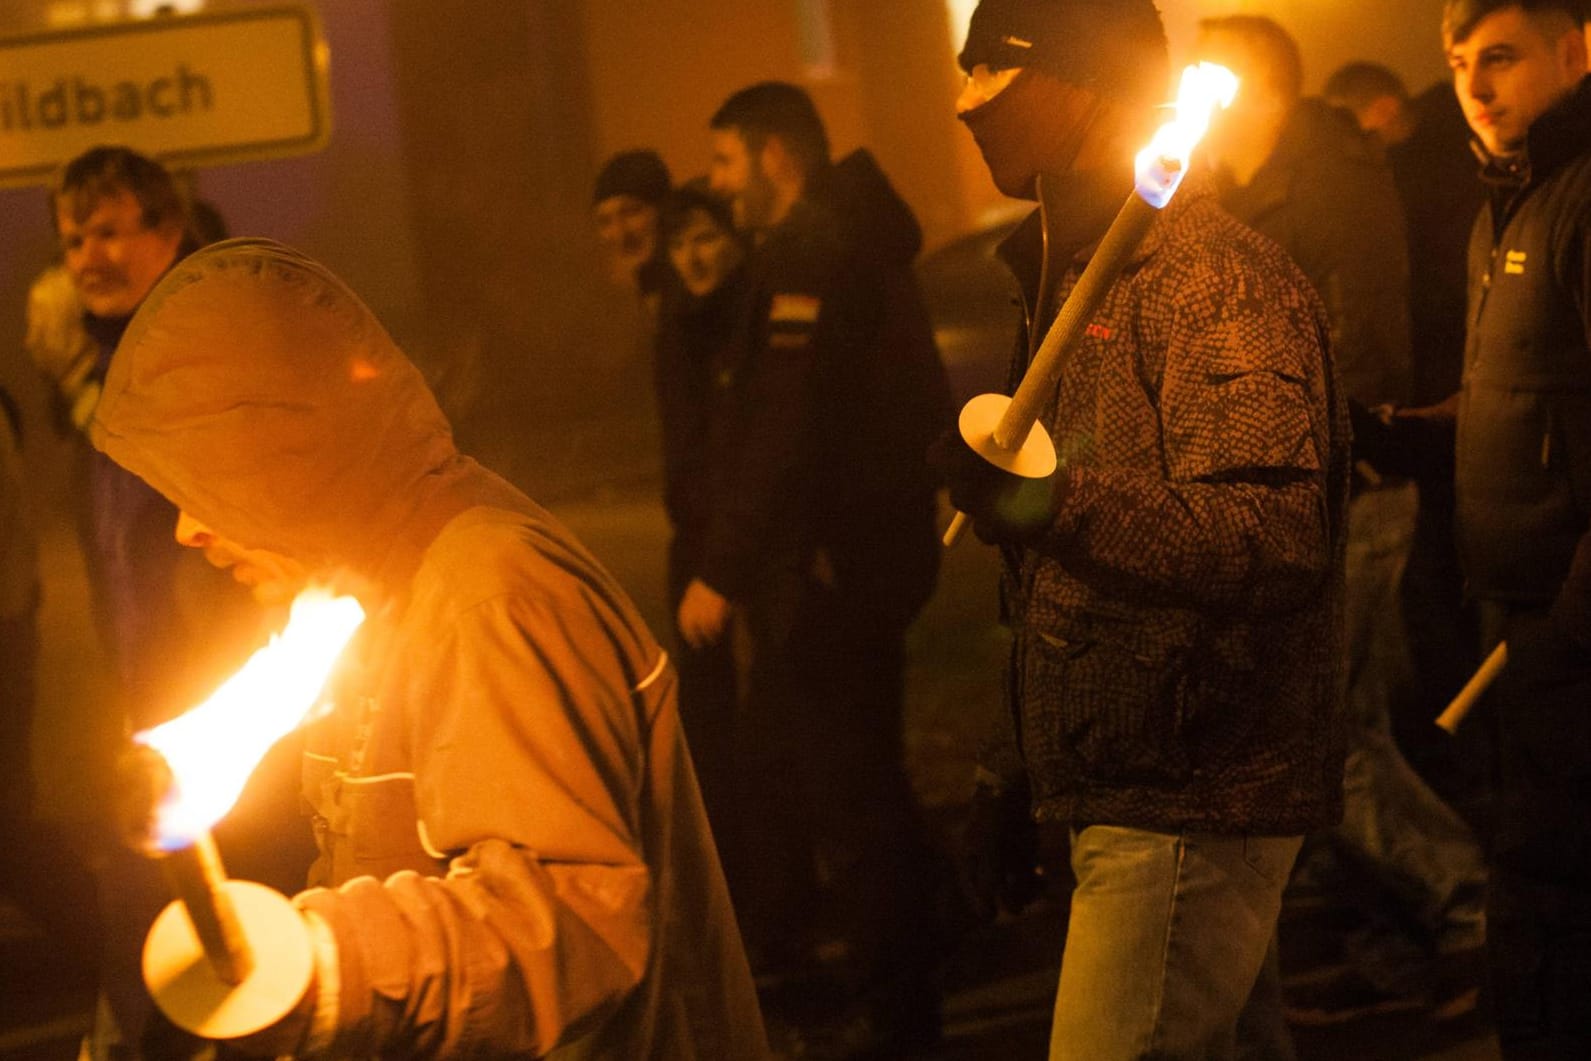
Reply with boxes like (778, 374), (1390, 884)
(1456, 76), (1591, 608)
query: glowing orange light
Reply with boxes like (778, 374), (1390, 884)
(1135, 62), (1240, 208)
(136, 588), (364, 850)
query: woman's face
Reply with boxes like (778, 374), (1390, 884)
(667, 208), (742, 298)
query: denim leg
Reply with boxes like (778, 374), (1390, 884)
(1050, 826), (1301, 1061)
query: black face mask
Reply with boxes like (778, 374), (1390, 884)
(959, 69), (1106, 200)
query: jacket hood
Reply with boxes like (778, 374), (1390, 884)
(810, 149), (923, 267)
(89, 238), (521, 587)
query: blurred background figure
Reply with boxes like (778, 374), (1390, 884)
(1325, 59), (1490, 832)
(695, 79), (952, 1056)
(650, 181), (749, 919)
(1196, 14), (1489, 1026)
(1323, 61), (1419, 147)
(0, 383), (104, 1013)
(37, 146), (266, 1061)
(592, 147), (673, 317)
(43, 146), (259, 732)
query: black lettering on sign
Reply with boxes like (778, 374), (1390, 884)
(0, 64), (215, 133)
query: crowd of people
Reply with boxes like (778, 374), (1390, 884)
(1, 0), (1589, 1059)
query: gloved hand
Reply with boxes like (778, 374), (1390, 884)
(958, 776), (1043, 923)
(1348, 395), (1458, 481)
(928, 428), (1063, 546)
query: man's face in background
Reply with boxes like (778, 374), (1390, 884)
(56, 188), (182, 319)
(708, 128), (778, 232)
(1447, 6), (1588, 156)
(592, 193), (660, 285)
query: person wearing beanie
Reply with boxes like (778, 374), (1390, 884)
(591, 148), (672, 299)
(938, 2), (1349, 1057)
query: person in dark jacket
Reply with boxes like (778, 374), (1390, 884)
(697, 80), (953, 1053)
(1327, 61), (1493, 839)
(937, 2), (1348, 1056)
(49, 145), (258, 729)
(591, 148), (673, 311)
(650, 183), (749, 908)
(49, 146), (266, 1060)
(1197, 16), (1490, 1023)
(1441, 2), (1591, 1054)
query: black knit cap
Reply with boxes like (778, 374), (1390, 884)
(593, 149), (672, 206)
(958, 0), (1169, 104)
(659, 180), (734, 244)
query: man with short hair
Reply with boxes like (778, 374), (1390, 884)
(940, 2), (1348, 1056)
(697, 80), (952, 1052)
(1441, 1), (1591, 1054)
(1324, 61), (1418, 147)
(48, 146), (254, 727)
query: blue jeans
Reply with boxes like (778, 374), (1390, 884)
(1050, 825), (1302, 1060)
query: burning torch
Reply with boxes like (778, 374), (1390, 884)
(129, 588), (363, 1040)
(943, 63), (1239, 546)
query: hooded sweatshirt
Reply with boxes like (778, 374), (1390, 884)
(90, 239), (766, 1059)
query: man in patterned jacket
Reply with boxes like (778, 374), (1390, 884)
(938, 2), (1350, 1057)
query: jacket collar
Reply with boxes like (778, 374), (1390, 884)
(1477, 75), (1591, 188)
(996, 167), (1214, 314)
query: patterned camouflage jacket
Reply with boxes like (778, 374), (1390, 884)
(991, 174), (1349, 835)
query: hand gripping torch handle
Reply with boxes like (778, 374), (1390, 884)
(944, 190), (1162, 547)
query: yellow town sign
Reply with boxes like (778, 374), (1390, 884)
(0, 5), (329, 186)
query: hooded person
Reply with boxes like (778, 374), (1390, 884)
(939, 2), (1349, 1058)
(89, 237), (768, 1059)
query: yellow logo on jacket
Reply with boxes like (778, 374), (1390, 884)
(1504, 250), (1527, 275)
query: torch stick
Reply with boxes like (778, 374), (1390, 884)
(942, 192), (1160, 546)
(128, 588), (364, 1040)
(943, 63), (1238, 547)
(158, 831), (253, 985)
(1435, 641), (1507, 734)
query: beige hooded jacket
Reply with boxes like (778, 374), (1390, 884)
(90, 239), (767, 1059)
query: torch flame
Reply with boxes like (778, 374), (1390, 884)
(1135, 62), (1240, 209)
(136, 587), (364, 850)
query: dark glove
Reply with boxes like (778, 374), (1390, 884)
(928, 428), (1063, 546)
(958, 778), (1043, 924)
(1348, 398), (1397, 470)
(1348, 397), (1457, 481)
